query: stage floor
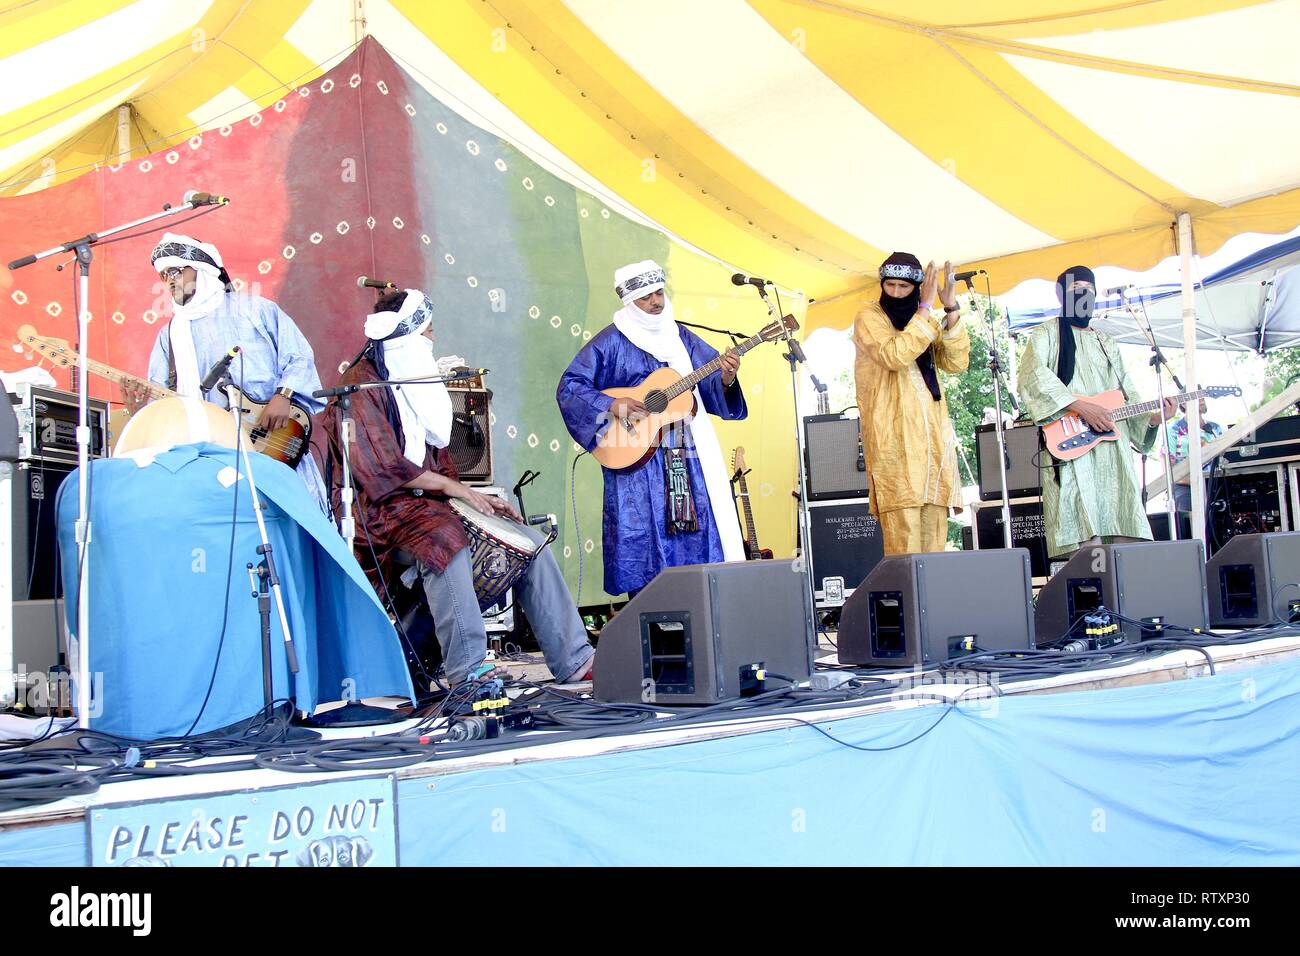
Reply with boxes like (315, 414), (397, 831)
(3, 629), (1299, 866)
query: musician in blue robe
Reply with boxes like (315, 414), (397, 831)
(121, 233), (328, 512)
(557, 261), (748, 597)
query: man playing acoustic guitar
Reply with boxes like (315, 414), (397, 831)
(1018, 265), (1177, 558)
(557, 260), (747, 598)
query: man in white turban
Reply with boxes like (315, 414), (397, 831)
(321, 289), (595, 687)
(123, 233), (328, 509)
(558, 260), (747, 597)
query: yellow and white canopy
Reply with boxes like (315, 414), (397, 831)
(3, 0), (1299, 324)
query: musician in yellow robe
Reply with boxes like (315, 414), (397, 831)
(853, 253), (969, 555)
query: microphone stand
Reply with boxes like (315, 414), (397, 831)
(754, 284), (818, 632)
(6, 196), (222, 729)
(967, 276), (1018, 549)
(1124, 288), (1180, 539)
(218, 369), (299, 717)
(313, 370), (483, 549)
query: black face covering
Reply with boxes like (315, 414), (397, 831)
(879, 252), (940, 401)
(1054, 265), (1096, 386)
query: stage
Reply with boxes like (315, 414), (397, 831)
(2, 629), (1299, 867)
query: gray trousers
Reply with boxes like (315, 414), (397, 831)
(418, 526), (592, 685)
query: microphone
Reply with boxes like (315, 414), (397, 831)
(954, 269), (986, 283)
(527, 513), (557, 528)
(183, 189), (230, 206)
(786, 338), (807, 364)
(731, 273), (770, 288)
(200, 346), (241, 392)
(357, 276), (397, 290)
(1106, 284), (1134, 297)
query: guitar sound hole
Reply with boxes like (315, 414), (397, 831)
(643, 390), (669, 414)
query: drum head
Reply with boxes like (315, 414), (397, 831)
(450, 498), (537, 553)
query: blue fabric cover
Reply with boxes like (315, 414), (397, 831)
(56, 443), (412, 738)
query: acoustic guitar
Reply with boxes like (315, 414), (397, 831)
(731, 446), (773, 560)
(16, 324), (313, 468)
(593, 313), (800, 470)
(1041, 385), (1241, 461)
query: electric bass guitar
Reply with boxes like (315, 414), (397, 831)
(16, 324), (313, 468)
(731, 446), (773, 560)
(1041, 385), (1241, 461)
(593, 313), (800, 470)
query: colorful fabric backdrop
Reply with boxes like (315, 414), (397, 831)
(0, 39), (800, 599)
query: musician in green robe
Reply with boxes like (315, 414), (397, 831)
(1017, 266), (1176, 558)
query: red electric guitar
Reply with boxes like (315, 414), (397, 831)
(1041, 385), (1241, 461)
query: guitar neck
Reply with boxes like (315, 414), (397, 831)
(663, 330), (766, 401)
(49, 347), (171, 400)
(1112, 389), (1206, 423)
(735, 473), (761, 551)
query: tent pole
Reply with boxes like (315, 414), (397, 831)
(1178, 212), (1206, 552)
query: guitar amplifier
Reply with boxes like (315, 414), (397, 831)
(448, 387), (492, 486)
(969, 496), (1050, 582)
(804, 413), (868, 501)
(12, 386), (110, 464)
(975, 421), (1042, 500)
(807, 497), (885, 607)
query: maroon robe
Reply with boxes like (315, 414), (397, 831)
(320, 357), (468, 589)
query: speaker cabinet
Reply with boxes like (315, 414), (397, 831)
(837, 550), (1035, 667)
(807, 498), (884, 607)
(970, 496), (1050, 581)
(1033, 540), (1208, 646)
(1205, 532), (1300, 628)
(804, 413), (868, 500)
(447, 387), (492, 485)
(593, 559), (814, 704)
(975, 422), (1042, 500)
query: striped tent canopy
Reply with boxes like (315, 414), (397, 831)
(3, 0), (1299, 324)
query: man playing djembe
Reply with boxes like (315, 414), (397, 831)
(321, 289), (593, 686)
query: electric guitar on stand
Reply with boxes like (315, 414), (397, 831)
(731, 446), (773, 561)
(16, 324), (312, 467)
(1041, 385), (1241, 461)
(593, 314), (800, 470)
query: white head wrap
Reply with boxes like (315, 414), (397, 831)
(365, 290), (452, 466)
(151, 233), (228, 396)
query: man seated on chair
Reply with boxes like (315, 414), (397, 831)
(320, 289), (594, 686)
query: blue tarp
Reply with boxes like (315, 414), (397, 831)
(55, 443), (413, 738)
(397, 657), (1300, 865)
(1, 655), (1297, 864)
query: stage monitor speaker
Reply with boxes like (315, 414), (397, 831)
(837, 550), (1035, 667)
(804, 413), (868, 500)
(593, 559), (814, 705)
(447, 387), (492, 485)
(1033, 540), (1208, 647)
(975, 422), (1042, 500)
(1205, 531), (1300, 628)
